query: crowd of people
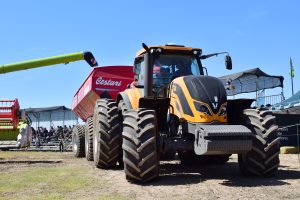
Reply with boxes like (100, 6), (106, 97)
(32, 125), (74, 151)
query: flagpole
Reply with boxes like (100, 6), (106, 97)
(291, 74), (294, 96)
(290, 57), (295, 96)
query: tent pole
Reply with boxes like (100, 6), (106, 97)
(63, 110), (65, 135)
(256, 80), (258, 107)
(49, 112), (52, 131)
(291, 76), (294, 96)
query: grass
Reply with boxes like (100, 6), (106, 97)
(0, 151), (63, 159)
(0, 151), (130, 200)
(0, 166), (98, 199)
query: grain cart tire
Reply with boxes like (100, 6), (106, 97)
(72, 125), (86, 157)
(122, 109), (159, 183)
(85, 117), (94, 161)
(117, 100), (128, 167)
(179, 152), (230, 165)
(238, 108), (280, 176)
(93, 99), (121, 168)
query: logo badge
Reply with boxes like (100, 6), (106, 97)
(212, 96), (218, 109)
(95, 77), (122, 87)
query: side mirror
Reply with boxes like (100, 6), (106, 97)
(225, 55), (232, 70)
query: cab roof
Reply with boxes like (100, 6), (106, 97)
(135, 44), (202, 58)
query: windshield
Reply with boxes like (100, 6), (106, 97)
(153, 54), (202, 87)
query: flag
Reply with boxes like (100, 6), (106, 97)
(290, 57), (295, 78)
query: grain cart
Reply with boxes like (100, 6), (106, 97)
(71, 66), (134, 160)
(0, 99), (31, 149)
(92, 43), (280, 183)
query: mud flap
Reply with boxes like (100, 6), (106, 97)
(194, 125), (252, 155)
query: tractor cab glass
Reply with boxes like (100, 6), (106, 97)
(152, 54), (202, 87)
(134, 57), (146, 87)
(134, 53), (202, 89)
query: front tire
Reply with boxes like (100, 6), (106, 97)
(122, 109), (159, 182)
(93, 99), (121, 168)
(238, 108), (280, 176)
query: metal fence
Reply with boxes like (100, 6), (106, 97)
(252, 93), (285, 107)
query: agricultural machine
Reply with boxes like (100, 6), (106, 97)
(71, 65), (134, 159)
(72, 43), (280, 183)
(0, 99), (31, 149)
(0, 51), (99, 149)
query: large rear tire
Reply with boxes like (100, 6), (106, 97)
(238, 108), (280, 176)
(72, 125), (85, 157)
(85, 117), (94, 161)
(93, 99), (121, 168)
(122, 109), (159, 183)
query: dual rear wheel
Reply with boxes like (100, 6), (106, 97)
(93, 99), (122, 168)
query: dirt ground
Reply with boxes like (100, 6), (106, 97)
(0, 151), (300, 200)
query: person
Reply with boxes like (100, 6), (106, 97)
(172, 61), (192, 79)
(43, 128), (48, 142)
(31, 127), (36, 139)
(35, 133), (40, 147)
(58, 134), (64, 152)
(153, 62), (162, 85)
(153, 62), (170, 86)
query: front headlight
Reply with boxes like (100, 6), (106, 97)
(219, 104), (227, 116)
(194, 101), (212, 116)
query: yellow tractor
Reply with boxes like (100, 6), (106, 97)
(92, 43), (280, 182)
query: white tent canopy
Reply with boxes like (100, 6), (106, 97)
(218, 68), (284, 96)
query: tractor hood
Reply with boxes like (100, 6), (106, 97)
(182, 75), (227, 114)
(170, 75), (228, 123)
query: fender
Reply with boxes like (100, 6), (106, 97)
(117, 92), (132, 109)
(227, 99), (255, 125)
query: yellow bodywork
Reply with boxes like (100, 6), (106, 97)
(169, 77), (227, 123)
(124, 77), (227, 124)
(124, 88), (143, 109)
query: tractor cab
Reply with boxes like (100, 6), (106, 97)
(133, 44), (231, 97)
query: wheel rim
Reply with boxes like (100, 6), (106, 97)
(85, 133), (89, 156)
(93, 132), (98, 158)
(73, 137), (78, 153)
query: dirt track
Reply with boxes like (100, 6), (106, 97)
(0, 152), (300, 200)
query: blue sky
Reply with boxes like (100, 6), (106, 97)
(0, 0), (299, 109)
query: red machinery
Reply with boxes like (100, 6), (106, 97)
(0, 99), (20, 130)
(72, 66), (134, 121)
